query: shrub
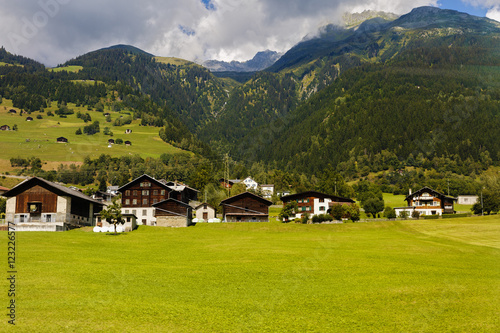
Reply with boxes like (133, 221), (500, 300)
(412, 210), (421, 219)
(423, 215), (440, 220)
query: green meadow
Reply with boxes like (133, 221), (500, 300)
(1, 216), (499, 332)
(0, 99), (183, 167)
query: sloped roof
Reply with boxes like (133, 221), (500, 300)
(405, 187), (457, 202)
(194, 202), (216, 210)
(3, 177), (103, 205)
(220, 192), (272, 206)
(118, 174), (171, 192)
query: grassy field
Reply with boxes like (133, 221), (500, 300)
(1, 216), (499, 332)
(0, 99), (184, 169)
(49, 65), (83, 73)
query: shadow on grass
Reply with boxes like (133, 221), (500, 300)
(104, 232), (129, 236)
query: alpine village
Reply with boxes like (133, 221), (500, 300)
(0, 5), (499, 332)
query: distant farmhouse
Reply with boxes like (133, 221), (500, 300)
(26, 116), (33, 121)
(394, 187), (457, 217)
(220, 176), (275, 199)
(281, 191), (355, 219)
(57, 137), (68, 143)
(0, 125), (11, 131)
(220, 192), (272, 222)
(3, 177), (103, 231)
(457, 195), (478, 205)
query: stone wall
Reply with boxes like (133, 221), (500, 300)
(156, 216), (191, 227)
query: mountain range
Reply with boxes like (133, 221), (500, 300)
(1, 6), (499, 179)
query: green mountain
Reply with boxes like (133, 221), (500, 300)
(201, 6), (500, 176)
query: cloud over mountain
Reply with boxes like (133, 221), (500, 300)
(2, 0), (495, 67)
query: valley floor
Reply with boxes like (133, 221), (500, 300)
(2, 215), (499, 332)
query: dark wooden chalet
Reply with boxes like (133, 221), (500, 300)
(220, 192), (272, 222)
(125, 140), (132, 146)
(56, 137), (68, 143)
(118, 174), (197, 225)
(108, 138), (115, 144)
(8, 109), (16, 114)
(153, 198), (193, 227)
(0, 125), (10, 131)
(404, 187), (457, 215)
(26, 116), (33, 121)
(3, 177), (103, 231)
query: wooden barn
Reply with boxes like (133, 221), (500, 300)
(0, 125), (10, 131)
(56, 137), (68, 143)
(153, 198), (193, 227)
(8, 109), (16, 114)
(220, 192), (272, 222)
(3, 177), (103, 231)
(125, 140), (132, 146)
(26, 116), (33, 121)
(108, 138), (115, 145)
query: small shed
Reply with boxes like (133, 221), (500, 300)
(153, 198), (193, 227)
(125, 129), (132, 134)
(125, 140), (132, 146)
(195, 203), (216, 222)
(26, 116), (33, 121)
(0, 125), (10, 131)
(103, 113), (111, 117)
(95, 213), (137, 232)
(9, 109), (16, 114)
(108, 139), (115, 145)
(56, 137), (68, 143)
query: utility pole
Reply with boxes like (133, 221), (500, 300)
(224, 154), (230, 197)
(481, 187), (484, 216)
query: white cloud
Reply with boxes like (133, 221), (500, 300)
(0, 0), (458, 66)
(486, 6), (500, 22)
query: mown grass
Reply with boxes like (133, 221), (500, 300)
(49, 65), (83, 73)
(0, 100), (183, 166)
(2, 216), (499, 332)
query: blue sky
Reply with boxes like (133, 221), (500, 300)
(438, 0), (489, 17)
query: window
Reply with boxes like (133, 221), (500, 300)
(153, 190), (158, 195)
(203, 204), (207, 209)
(319, 206), (325, 211)
(125, 190), (130, 196)
(153, 199), (158, 204)
(142, 190), (149, 196)
(161, 190), (165, 195)
(126, 217), (131, 222)
(28, 203), (42, 213)
(143, 210), (147, 216)
(319, 198), (324, 203)
(306, 206), (311, 211)
(143, 199), (148, 205)
(132, 199), (137, 205)
(133, 190), (137, 196)
(125, 199), (130, 205)
(125, 210), (129, 214)
(132, 210), (136, 215)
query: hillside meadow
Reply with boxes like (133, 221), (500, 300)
(0, 99), (183, 168)
(1, 216), (498, 332)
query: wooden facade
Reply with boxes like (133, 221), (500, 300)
(153, 199), (193, 227)
(405, 187), (456, 215)
(120, 175), (171, 208)
(3, 177), (103, 230)
(220, 192), (272, 222)
(118, 174), (198, 225)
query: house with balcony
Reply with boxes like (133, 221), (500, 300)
(281, 191), (355, 219)
(220, 192), (272, 222)
(3, 177), (103, 231)
(394, 187), (457, 217)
